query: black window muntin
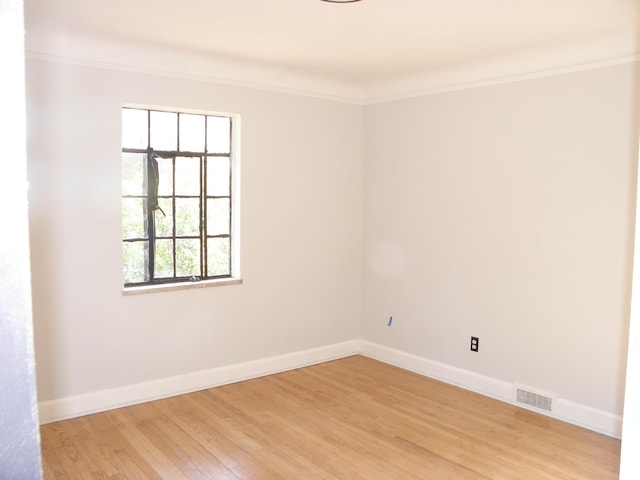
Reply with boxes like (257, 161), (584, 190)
(121, 107), (233, 287)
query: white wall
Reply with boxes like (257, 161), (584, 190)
(620, 61), (640, 473)
(26, 60), (363, 405)
(27, 53), (639, 437)
(362, 62), (638, 418)
(621, 170), (640, 475)
(0, 0), (42, 476)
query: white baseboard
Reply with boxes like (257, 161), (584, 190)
(38, 340), (360, 424)
(359, 340), (623, 438)
(39, 339), (622, 438)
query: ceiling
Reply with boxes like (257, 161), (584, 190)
(24, 0), (640, 99)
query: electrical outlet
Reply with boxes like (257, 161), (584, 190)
(470, 336), (479, 352)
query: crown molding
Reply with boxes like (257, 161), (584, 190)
(26, 29), (639, 105)
(25, 30), (365, 105)
(25, 50), (366, 105)
(363, 31), (639, 103)
(363, 54), (640, 105)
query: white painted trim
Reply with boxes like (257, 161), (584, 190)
(38, 339), (623, 438)
(25, 33), (639, 106)
(24, 51), (365, 106)
(122, 277), (243, 296)
(38, 340), (360, 424)
(359, 341), (623, 439)
(363, 55), (640, 105)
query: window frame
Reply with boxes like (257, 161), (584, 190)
(121, 105), (240, 291)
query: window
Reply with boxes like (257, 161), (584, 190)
(121, 107), (236, 288)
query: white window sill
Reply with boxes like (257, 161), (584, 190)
(122, 277), (243, 296)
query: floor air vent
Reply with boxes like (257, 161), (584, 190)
(515, 386), (554, 412)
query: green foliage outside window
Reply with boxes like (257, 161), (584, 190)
(121, 107), (234, 286)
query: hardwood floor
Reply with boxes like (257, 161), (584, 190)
(40, 355), (620, 479)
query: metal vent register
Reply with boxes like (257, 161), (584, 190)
(516, 387), (554, 411)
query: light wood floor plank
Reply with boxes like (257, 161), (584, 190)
(41, 355), (620, 479)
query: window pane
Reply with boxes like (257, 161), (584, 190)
(122, 108), (148, 149)
(176, 239), (201, 277)
(122, 153), (145, 196)
(175, 198), (200, 236)
(207, 198), (230, 236)
(156, 157), (173, 196)
(155, 239), (174, 278)
(123, 241), (148, 283)
(122, 107), (235, 287)
(175, 156), (200, 196)
(206, 156), (230, 196)
(150, 111), (177, 151)
(207, 116), (231, 154)
(155, 198), (173, 237)
(179, 114), (205, 152)
(207, 237), (230, 276)
(122, 198), (146, 239)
